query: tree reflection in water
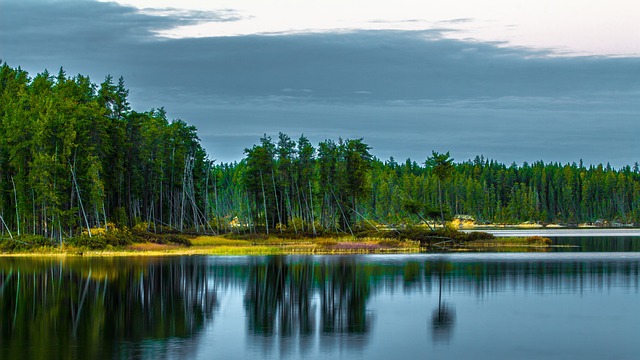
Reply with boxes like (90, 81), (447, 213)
(429, 261), (455, 344)
(0, 257), (217, 360)
(244, 256), (372, 355)
(1, 255), (638, 359)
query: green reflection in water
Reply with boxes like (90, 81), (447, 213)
(0, 258), (216, 360)
(243, 257), (373, 354)
(553, 236), (640, 252)
(0, 255), (638, 358)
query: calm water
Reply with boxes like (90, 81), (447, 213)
(553, 236), (640, 252)
(1, 238), (639, 359)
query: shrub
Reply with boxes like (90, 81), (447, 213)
(68, 235), (108, 250)
(69, 227), (135, 249)
(526, 236), (552, 245)
(129, 228), (191, 246)
(464, 232), (495, 241)
(0, 239), (28, 252)
(0, 235), (56, 252)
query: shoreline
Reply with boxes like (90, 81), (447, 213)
(464, 228), (640, 237)
(3, 228), (638, 257)
(0, 234), (556, 257)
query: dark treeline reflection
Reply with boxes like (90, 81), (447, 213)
(244, 257), (372, 355)
(1, 255), (639, 357)
(553, 237), (640, 252)
(0, 258), (217, 360)
(241, 255), (639, 348)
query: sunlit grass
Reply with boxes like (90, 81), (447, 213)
(464, 236), (553, 250)
(1, 233), (552, 257)
(190, 236), (251, 247)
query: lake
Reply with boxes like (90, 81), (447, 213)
(1, 237), (639, 359)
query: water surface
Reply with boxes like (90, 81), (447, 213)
(1, 243), (639, 359)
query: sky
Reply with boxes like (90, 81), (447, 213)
(1, 0), (639, 167)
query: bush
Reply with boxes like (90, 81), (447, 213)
(68, 235), (108, 250)
(159, 234), (191, 246)
(130, 229), (191, 246)
(526, 236), (552, 245)
(102, 230), (134, 246)
(0, 235), (56, 252)
(19, 235), (53, 246)
(0, 239), (29, 252)
(464, 231), (495, 241)
(69, 228), (134, 249)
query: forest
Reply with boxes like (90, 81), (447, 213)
(1, 63), (639, 243)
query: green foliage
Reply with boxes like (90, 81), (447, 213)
(67, 236), (110, 250)
(354, 228), (482, 245)
(0, 62), (208, 242)
(130, 229), (192, 246)
(0, 235), (54, 252)
(463, 231), (496, 241)
(426, 151), (454, 181)
(69, 229), (133, 249)
(525, 236), (552, 245)
(1, 61), (639, 248)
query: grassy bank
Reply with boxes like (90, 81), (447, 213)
(0, 228), (554, 256)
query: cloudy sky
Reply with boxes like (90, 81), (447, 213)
(1, 0), (639, 167)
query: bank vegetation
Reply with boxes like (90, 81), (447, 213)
(1, 63), (638, 252)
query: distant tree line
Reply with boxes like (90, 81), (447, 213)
(215, 136), (640, 234)
(1, 63), (639, 241)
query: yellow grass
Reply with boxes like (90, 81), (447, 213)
(190, 236), (252, 247)
(0, 232), (553, 257)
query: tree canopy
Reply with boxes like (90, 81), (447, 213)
(1, 62), (639, 243)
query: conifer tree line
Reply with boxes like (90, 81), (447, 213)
(1, 63), (639, 240)
(0, 63), (208, 241)
(216, 136), (640, 234)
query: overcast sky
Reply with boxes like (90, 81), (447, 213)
(1, 0), (639, 167)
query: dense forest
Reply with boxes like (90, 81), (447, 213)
(1, 63), (639, 242)
(216, 135), (640, 234)
(0, 63), (207, 242)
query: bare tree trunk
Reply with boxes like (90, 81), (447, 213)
(180, 154), (187, 231)
(70, 159), (91, 237)
(214, 168), (220, 234)
(11, 176), (19, 236)
(438, 179), (445, 228)
(271, 168), (282, 231)
(0, 213), (13, 239)
(309, 180), (316, 236)
(205, 161), (210, 228)
(102, 203), (108, 232)
(260, 171), (269, 234)
(32, 189), (36, 235)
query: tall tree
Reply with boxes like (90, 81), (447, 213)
(426, 151), (454, 227)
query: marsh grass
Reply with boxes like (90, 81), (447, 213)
(464, 236), (553, 250)
(1, 231), (551, 256)
(191, 236), (252, 247)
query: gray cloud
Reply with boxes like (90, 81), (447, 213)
(1, 0), (236, 74)
(1, 0), (639, 166)
(163, 100), (639, 167)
